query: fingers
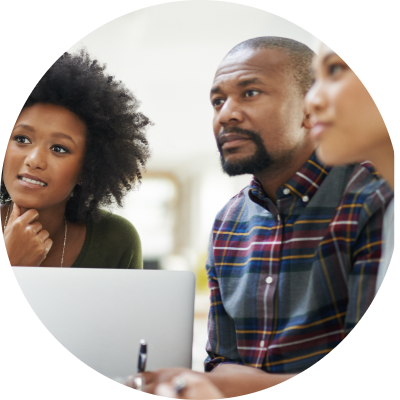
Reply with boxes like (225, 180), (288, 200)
(174, 372), (203, 384)
(126, 369), (190, 394)
(29, 221), (43, 235)
(140, 371), (156, 384)
(37, 229), (49, 242)
(155, 383), (177, 398)
(3, 204), (54, 267)
(7, 206), (40, 229)
(158, 373), (224, 400)
(125, 374), (145, 390)
(6, 203), (21, 226)
(43, 238), (53, 255)
(126, 375), (136, 389)
(18, 208), (40, 225)
(126, 373), (157, 393)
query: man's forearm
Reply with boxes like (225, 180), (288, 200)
(206, 364), (296, 397)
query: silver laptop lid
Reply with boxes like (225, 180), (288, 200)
(13, 267), (195, 383)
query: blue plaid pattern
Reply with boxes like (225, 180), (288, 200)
(205, 154), (393, 373)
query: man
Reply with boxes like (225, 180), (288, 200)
(128, 37), (392, 397)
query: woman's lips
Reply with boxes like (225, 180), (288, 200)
(310, 122), (331, 140)
(17, 174), (47, 189)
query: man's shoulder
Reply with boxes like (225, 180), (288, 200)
(215, 185), (251, 219)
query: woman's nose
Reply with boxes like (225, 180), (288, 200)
(25, 146), (47, 170)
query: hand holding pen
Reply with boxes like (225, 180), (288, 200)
(133, 339), (147, 391)
(138, 339), (147, 373)
(155, 372), (224, 399)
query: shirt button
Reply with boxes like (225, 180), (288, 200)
(302, 195), (309, 202)
(260, 340), (265, 347)
(283, 188), (290, 195)
(266, 276), (273, 284)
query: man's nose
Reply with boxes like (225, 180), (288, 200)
(217, 98), (245, 126)
(25, 146), (47, 170)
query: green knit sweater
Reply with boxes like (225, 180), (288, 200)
(72, 209), (142, 269)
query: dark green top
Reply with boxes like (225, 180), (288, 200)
(72, 209), (142, 269)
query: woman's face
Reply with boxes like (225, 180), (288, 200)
(305, 43), (390, 166)
(3, 103), (86, 211)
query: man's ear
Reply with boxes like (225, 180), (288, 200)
(302, 103), (313, 129)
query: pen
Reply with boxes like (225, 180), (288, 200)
(137, 339), (147, 373)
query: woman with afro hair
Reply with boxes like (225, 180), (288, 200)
(1, 50), (151, 268)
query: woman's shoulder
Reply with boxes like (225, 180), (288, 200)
(96, 209), (136, 227)
(386, 198), (394, 215)
(92, 209), (140, 243)
(73, 209), (142, 269)
(383, 199), (394, 236)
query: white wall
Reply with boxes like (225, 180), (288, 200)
(69, 1), (319, 268)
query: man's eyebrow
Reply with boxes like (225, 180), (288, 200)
(210, 86), (222, 96)
(237, 78), (264, 87)
(210, 77), (265, 97)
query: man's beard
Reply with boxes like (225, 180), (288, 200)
(217, 127), (274, 176)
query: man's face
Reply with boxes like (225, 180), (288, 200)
(210, 47), (308, 176)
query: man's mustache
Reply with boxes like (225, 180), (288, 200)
(216, 127), (260, 148)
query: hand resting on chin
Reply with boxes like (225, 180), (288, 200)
(3, 203), (53, 266)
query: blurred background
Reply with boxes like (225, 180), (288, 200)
(69, 0), (319, 372)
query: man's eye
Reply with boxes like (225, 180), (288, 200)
(245, 90), (260, 98)
(52, 145), (69, 153)
(212, 98), (225, 107)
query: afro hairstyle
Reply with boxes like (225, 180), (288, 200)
(1, 50), (151, 223)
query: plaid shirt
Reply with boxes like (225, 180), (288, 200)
(205, 154), (393, 373)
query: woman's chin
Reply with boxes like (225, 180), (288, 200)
(316, 146), (357, 167)
(10, 196), (70, 213)
(12, 202), (41, 211)
(7, 196), (45, 211)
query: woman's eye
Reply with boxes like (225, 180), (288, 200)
(328, 64), (344, 76)
(245, 90), (260, 98)
(52, 145), (69, 153)
(14, 135), (31, 144)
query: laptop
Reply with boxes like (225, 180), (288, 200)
(12, 267), (196, 383)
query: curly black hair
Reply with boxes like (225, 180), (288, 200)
(1, 50), (151, 223)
